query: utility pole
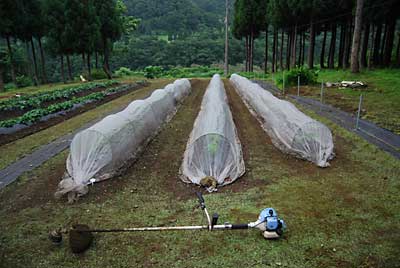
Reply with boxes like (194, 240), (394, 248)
(224, 0), (229, 76)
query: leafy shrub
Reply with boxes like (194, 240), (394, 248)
(114, 67), (134, 77)
(90, 69), (108, 80)
(4, 83), (17, 91)
(162, 66), (222, 78)
(276, 67), (318, 86)
(15, 75), (33, 88)
(144, 66), (164, 79)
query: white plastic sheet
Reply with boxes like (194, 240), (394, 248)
(55, 79), (191, 201)
(230, 74), (334, 167)
(180, 74), (245, 189)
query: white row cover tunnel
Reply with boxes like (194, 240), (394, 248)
(230, 74), (334, 167)
(55, 79), (191, 202)
(180, 74), (245, 189)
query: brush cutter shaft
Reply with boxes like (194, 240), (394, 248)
(77, 223), (250, 233)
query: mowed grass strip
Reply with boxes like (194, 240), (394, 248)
(0, 79), (171, 170)
(284, 69), (400, 134)
(0, 79), (399, 268)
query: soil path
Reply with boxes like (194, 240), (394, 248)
(254, 80), (400, 159)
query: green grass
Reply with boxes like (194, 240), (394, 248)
(0, 81), (399, 267)
(282, 69), (400, 134)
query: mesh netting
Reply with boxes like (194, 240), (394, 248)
(55, 79), (191, 201)
(230, 74), (334, 167)
(180, 74), (245, 189)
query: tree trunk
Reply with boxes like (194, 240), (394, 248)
(360, 22), (370, 68)
(38, 37), (47, 84)
(0, 64), (4, 92)
(373, 23), (382, 66)
(272, 27), (277, 72)
(320, 26), (327, 68)
(328, 23), (337, 69)
(286, 31), (291, 70)
(345, 19), (353, 68)
(60, 55), (66, 84)
(67, 55), (73, 81)
(95, 52), (99, 69)
(82, 52), (86, 75)
(396, 33), (400, 67)
(280, 30), (284, 70)
(383, 19), (396, 66)
(338, 23), (345, 68)
(25, 41), (34, 79)
(6, 36), (16, 84)
(369, 25), (376, 68)
(252, 30), (255, 71)
(276, 30), (280, 69)
(30, 38), (39, 86)
(291, 25), (297, 67)
(380, 23), (387, 64)
(297, 32), (302, 66)
(87, 53), (92, 80)
(343, 17), (352, 69)
(224, 0), (229, 76)
(301, 32), (306, 66)
(245, 36), (249, 72)
(264, 26), (268, 73)
(351, 0), (364, 73)
(308, 20), (315, 68)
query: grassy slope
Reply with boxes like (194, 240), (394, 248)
(0, 79), (399, 268)
(284, 69), (400, 134)
(0, 79), (171, 170)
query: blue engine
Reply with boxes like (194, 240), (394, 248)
(259, 208), (286, 236)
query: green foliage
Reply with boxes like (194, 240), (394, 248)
(90, 69), (108, 80)
(114, 67), (135, 77)
(163, 66), (223, 78)
(276, 67), (318, 86)
(144, 66), (164, 79)
(4, 83), (16, 91)
(15, 75), (33, 88)
(236, 72), (269, 80)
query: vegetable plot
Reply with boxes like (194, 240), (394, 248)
(0, 81), (118, 112)
(0, 84), (132, 128)
(230, 74), (334, 167)
(55, 79), (191, 202)
(180, 74), (245, 191)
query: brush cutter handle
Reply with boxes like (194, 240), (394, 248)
(230, 224), (249, 230)
(196, 192), (206, 209)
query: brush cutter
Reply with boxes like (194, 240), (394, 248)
(49, 192), (286, 253)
